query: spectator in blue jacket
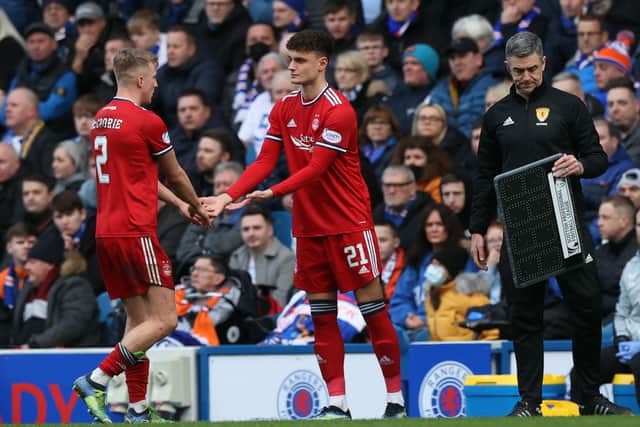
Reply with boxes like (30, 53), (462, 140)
(153, 25), (225, 130)
(583, 117), (635, 243)
(425, 37), (499, 138)
(1, 22), (76, 138)
(389, 204), (466, 343)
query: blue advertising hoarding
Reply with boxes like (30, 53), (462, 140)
(407, 342), (492, 418)
(0, 350), (110, 424)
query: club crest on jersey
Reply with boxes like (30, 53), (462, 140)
(536, 107), (550, 122)
(322, 129), (342, 144)
(312, 114), (320, 131)
(291, 134), (314, 151)
(162, 132), (171, 144)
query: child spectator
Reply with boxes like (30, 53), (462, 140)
(126, 9), (167, 67)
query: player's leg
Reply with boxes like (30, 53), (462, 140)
(334, 228), (404, 418)
(296, 236), (350, 419)
(354, 277), (404, 418)
(122, 286), (177, 421)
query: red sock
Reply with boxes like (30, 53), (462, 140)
(99, 343), (139, 377)
(360, 300), (402, 393)
(311, 305), (345, 396)
(126, 357), (150, 403)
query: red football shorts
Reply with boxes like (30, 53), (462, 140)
(96, 235), (174, 299)
(295, 228), (381, 294)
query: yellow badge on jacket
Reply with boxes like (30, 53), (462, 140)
(536, 107), (550, 122)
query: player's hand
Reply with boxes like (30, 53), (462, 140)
(471, 233), (488, 271)
(200, 194), (232, 218)
(227, 189), (274, 211)
(61, 234), (74, 251)
(189, 203), (212, 228)
(552, 154), (584, 178)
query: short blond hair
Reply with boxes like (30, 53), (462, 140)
(113, 47), (157, 86)
(336, 50), (369, 82)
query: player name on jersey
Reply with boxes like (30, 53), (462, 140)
(93, 117), (123, 130)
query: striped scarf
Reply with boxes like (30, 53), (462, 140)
(387, 10), (417, 38)
(233, 58), (259, 124)
(493, 6), (541, 46)
(2, 264), (19, 309)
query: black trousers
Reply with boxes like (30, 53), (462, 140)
(500, 236), (602, 404)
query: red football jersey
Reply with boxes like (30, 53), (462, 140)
(266, 86), (373, 237)
(91, 97), (173, 238)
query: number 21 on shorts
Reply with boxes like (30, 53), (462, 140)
(344, 243), (369, 267)
(94, 135), (110, 184)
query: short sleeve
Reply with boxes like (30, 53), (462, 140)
(146, 113), (173, 157)
(264, 100), (283, 144)
(315, 104), (355, 154)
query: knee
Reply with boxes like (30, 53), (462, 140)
(158, 312), (178, 337)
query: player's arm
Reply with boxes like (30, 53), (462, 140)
(157, 150), (210, 227)
(158, 181), (193, 221)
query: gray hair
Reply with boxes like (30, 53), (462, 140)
(56, 139), (89, 175)
(382, 165), (415, 183)
(551, 71), (581, 84)
(258, 52), (288, 71)
(505, 31), (544, 60)
(452, 14), (494, 50)
(214, 161), (244, 179)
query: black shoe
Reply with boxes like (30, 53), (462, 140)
(383, 402), (407, 418)
(508, 401), (542, 417)
(580, 395), (633, 415)
(312, 405), (352, 420)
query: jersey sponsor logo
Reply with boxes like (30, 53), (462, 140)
(162, 132), (171, 144)
(287, 118), (297, 128)
(322, 128), (342, 144)
(277, 370), (328, 419)
(419, 361), (472, 418)
(290, 134), (314, 151)
(503, 116), (515, 126)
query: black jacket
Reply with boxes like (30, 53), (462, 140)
(194, 4), (253, 75)
(595, 230), (638, 319)
(470, 82), (608, 235)
(153, 53), (225, 130)
(373, 191), (434, 250)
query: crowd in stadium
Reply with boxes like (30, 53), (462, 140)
(0, 0), (639, 365)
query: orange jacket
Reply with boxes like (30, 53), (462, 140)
(175, 286), (232, 346)
(0, 266), (29, 301)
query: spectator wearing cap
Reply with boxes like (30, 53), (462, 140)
(451, 14), (505, 79)
(425, 37), (500, 138)
(368, 0), (448, 72)
(582, 117), (635, 243)
(11, 226), (99, 348)
(42, 0), (77, 64)
(71, 1), (126, 95)
(591, 37), (633, 106)
(0, 22), (77, 138)
(564, 15), (609, 98)
(606, 78), (640, 166)
(382, 43), (439, 134)
(272, 0), (307, 36)
(1, 87), (58, 178)
(196, 0), (252, 76)
(424, 245), (496, 341)
(618, 168), (640, 209)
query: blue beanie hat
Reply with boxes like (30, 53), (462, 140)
(404, 44), (440, 80)
(280, 0), (305, 15)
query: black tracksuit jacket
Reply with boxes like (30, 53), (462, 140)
(470, 81), (608, 235)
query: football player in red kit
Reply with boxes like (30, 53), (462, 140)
(203, 30), (405, 419)
(72, 48), (209, 423)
